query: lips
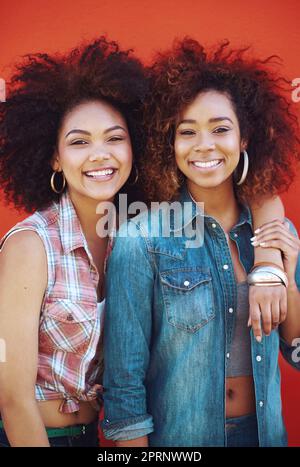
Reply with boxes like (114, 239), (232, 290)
(189, 159), (224, 170)
(83, 167), (117, 180)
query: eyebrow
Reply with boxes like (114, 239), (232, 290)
(177, 117), (234, 126)
(104, 125), (127, 134)
(65, 125), (127, 138)
(209, 117), (233, 124)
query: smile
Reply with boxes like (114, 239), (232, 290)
(190, 160), (223, 170)
(83, 168), (117, 180)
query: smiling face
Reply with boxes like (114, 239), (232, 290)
(174, 90), (247, 195)
(53, 100), (133, 204)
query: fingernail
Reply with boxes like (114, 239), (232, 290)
(250, 236), (256, 241)
(259, 242), (266, 246)
(254, 228), (261, 234)
(256, 336), (262, 343)
(251, 241), (258, 246)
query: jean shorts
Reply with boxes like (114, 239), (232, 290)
(226, 413), (259, 447)
(0, 421), (98, 447)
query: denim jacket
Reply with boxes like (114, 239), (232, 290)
(102, 187), (300, 447)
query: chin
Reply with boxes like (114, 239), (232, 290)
(77, 188), (114, 203)
(190, 177), (225, 189)
(93, 192), (117, 202)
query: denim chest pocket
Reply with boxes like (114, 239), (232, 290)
(160, 268), (215, 333)
(39, 299), (97, 354)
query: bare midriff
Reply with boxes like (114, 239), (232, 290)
(225, 375), (256, 418)
(224, 234), (256, 418)
(37, 399), (98, 427)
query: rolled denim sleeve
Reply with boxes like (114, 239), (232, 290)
(279, 218), (300, 371)
(101, 220), (155, 441)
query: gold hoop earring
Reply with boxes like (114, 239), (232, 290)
(129, 164), (139, 186)
(50, 171), (66, 194)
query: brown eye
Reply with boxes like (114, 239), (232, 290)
(213, 127), (230, 134)
(71, 140), (88, 145)
(179, 130), (196, 136)
(108, 136), (125, 142)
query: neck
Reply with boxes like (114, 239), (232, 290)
(68, 190), (112, 246)
(187, 179), (240, 233)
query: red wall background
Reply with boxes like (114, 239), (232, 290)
(0, 0), (299, 446)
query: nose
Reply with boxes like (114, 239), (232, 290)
(193, 134), (215, 153)
(88, 146), (111, 162)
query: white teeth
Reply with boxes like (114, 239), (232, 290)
(85, 169), (114, 176)
(192, 160), (221, 168)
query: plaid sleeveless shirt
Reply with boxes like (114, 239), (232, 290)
(0, 191), (111, 413)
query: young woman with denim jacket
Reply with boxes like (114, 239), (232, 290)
(102, 39), (300, 447)
(0, 37), (146, 446)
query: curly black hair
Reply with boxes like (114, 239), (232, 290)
(141, 38), (300, 203)
(0, 37), (147, 211)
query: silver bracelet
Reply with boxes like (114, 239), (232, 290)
(247, 265), (288, 288)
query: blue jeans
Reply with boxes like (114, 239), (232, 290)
(0, 421), (98, 447)
(226, 413), (259, 447)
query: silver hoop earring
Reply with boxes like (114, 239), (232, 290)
(235, 150), (249, 186)
(51, 171), (66, 194)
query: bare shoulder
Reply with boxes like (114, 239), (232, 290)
(0, 230), (47, 287)
(1, 229), (46, 260)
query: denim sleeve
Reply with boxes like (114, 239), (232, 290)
(101, 220), (155, 441)
(279, 218), (300, 371)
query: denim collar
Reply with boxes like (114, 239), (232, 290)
(169, 184), (252, 233)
